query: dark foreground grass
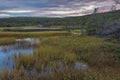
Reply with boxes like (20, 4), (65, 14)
(0, 32), (120, 80)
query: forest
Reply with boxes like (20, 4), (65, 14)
(0, 10), (120, 36)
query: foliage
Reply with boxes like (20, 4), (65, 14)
(0, 37), (16, 45)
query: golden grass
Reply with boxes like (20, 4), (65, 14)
(0, 31), (70, 38)
(0, 37), (16, 45)
(0, 32), (120, 80)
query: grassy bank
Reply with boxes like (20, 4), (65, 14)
(0, 37), (16, 45)
(0, 31), (70, 38)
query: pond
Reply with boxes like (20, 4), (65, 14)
(0, 38), (40, 71)
(0, 38), (88, 72)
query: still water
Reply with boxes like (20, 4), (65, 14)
(0, 38), (88, 72)
(0, 38), (40, 71)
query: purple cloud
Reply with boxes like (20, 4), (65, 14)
(0, 0), (119, 17)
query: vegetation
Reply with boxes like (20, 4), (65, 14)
(0, 37), (16, 45)
(0, 10), (119, 27)
(0, 31), (70, 38)
(0, 31), (119, 80)
(0, 10), (120, 36)
(0, 10), (120, 80)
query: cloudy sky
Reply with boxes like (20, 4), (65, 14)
(0, 0), (119, 18)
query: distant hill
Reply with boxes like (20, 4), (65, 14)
(0, 10), (120, 36)
(0, 10), (119, 27)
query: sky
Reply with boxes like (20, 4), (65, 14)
(0, 0), (120, 18)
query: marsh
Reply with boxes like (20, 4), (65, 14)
(0, 38), (40, 70)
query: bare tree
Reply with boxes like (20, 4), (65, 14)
(112, 0), (120, 10)
(111, 5), (116, 11)
(114, 0), (120, 5)
(93, 7), (99, 14)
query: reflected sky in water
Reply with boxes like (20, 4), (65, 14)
(0, 38), (39, 71)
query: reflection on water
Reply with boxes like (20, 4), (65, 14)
(0, 38), (40, 71)
(0, 38), (88, 72)
(75, 62), (88, 69)
(34, 62), (88, 77)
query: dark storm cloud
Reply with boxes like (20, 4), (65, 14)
(0, 0), (118, 17)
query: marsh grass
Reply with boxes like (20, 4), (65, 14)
(0, 37), (16, 45)
(15, 46), (78, 72)
(41, 36), (120, 68)
(0, 28), (3, 32)
(0, 32), (120, 80)
(0, 31), (70, 38)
